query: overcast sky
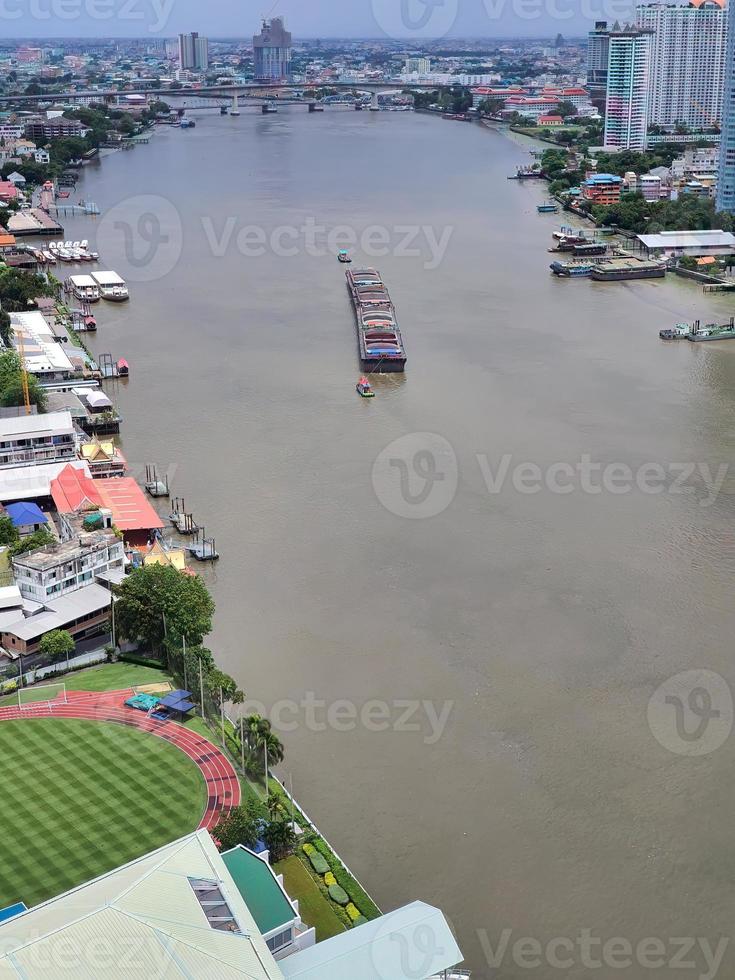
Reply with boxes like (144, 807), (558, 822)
(3, 0), (626, 41)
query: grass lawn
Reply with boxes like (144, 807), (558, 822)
(274, 855), (345, 942)
(62, 662), (173, 693)
(0, 717), (206, 909)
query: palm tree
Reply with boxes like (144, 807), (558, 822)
(242, 714), (271, 751)
(262, 730), (284, 768)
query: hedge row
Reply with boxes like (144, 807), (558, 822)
(311, 837), (381, 920)
(119, 654), (167, 669)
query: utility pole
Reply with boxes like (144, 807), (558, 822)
(182, 634), (187, 691)
(220, 686), (225, 748)
(264, 739), (269, 799)
(199, 656), (204, 718)
(240, 715), (245, 775)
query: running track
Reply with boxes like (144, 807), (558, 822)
(0, 688), (240, 830)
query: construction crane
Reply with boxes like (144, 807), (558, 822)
(14, 325), (31, 416)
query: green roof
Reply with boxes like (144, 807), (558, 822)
(221, 846), (296, 935)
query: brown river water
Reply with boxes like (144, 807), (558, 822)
(61, 109), (735, 978)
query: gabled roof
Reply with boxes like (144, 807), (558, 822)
(0, 830), (284, 979)
(50, 462), (102, 512)
(4, 501), (47, 527)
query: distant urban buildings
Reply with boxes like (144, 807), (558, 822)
(177, 32), (208, 72)
(404, 57), (431, 74)
(253, 17), (292, 82)
(603, 25), (653, 150)
(717, 0), (735, 210)
(636, 0), (727, 131)
(587, 21), (611, 92)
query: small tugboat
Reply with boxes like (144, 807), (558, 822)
(337, 250), (352, 264)
(356, 376), (375, 397)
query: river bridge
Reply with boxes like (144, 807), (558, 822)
(0, 80), (437, 108)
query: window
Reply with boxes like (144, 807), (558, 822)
(266, 928), (293, 953)
(189, 878), (241, 933)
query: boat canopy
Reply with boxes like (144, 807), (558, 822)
(91, 270), (126, 287)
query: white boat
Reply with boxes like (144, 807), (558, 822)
(68, 274), (100, 303)
(57, 249), (74, 262)
(92, 270), (129, 301)
(42, 250), (56, 265)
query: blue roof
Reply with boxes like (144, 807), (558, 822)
(585, 173), (622, 185)
(4, 502), (48, 527)
(0, 903), (26, 923)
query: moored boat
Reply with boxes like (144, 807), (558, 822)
(92, 270), (129, 301)
(337, 250), (352, 263)
(356, 376), (374, 397)
(116, 358), (129, 376)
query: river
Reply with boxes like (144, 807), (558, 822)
(62, 110), (735, 978)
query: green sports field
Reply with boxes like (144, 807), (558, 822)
(0, 718), (206, 909)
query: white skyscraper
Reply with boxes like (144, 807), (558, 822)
(603, 25), (653, 150)
(636, 0), (727, 131)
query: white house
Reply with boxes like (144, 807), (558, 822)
(33, 149), (49, 164)
(5, 171), (26, 187)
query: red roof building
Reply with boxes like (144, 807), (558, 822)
(0, 182), (19, 202)
(50, 463), (164, 545)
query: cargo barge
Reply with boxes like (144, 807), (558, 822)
(345, 268), (407, 372)
(590, 259), (666, 281)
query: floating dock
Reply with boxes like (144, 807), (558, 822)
(345, 268), (407, 373)
(590, 258), (666, 281)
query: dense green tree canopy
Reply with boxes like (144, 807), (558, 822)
(114, 564), (215, 649)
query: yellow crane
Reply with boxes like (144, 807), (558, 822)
(14, 326), (31, 416)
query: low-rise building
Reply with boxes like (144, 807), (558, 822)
(78, 438), (126, 478)
(581, 172), (623, 205)
(0, 581), (112, 656)
(9, 311), (75, 380)
(637, 228), (735, 257)
(538, 114), (564, 126)
(24, 115), (86, 141)
(12, 516), (124, 601)
(0, 411), (76, 469)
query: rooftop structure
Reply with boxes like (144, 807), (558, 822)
(0, 829), (465, 979)
(637, 229), (735, 255)
(9, 311), (75, 379)
(50, 463), (165, 545)
(0, 458), (91, 504)
(0, 410), (76, 469)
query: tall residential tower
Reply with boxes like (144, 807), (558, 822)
(178, 32), (208, 71)
(603, 25), (653, 149)
(636, 0), (727, 131)
(717, 0), (735, 209)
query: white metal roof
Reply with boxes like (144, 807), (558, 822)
(280, 901), (463, 980)
(638, 230), (735, 248)
(68, 275), (97, 287)
(0, 459), (91, 503)
(0, 585), (22, 611)
(9, 311), (75, 376)
(0, 411), (73, 441)
(91, 271), (125, 286)
(0, 831), (284, 979)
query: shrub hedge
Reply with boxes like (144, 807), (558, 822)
(346, 903), (361, 922)
(327, 884), (349, 906)
(310, 837), (381, 920)
(324, 871), (336, 887)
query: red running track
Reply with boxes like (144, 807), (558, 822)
(0, 688), (240, 830)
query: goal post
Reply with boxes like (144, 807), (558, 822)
(17, 682), (67, 710)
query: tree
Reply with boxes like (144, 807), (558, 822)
(556, 100), (577, 118)
(0, 514), (18, 547)
(9, 526), (54, 557)
(39, 629), (75, 665)
(204, 667), (244, 706)
(114, 563), (215, 651)
(212, 798), (265, 851)
(262, 817), (295, 862)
